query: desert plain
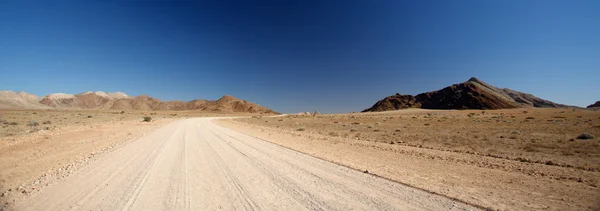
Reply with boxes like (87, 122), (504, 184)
(1, 107), (599, 210)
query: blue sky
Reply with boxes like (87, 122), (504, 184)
(1, 0), (598, 113)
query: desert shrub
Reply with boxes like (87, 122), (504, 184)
(143, 117), (152, 122)
(120, 111), (125, 114)
(296, 128), (305, 131)
(523, 145), (539, 152)
(525, 117), (535, 119)
(87, 115), (93, 118)
(8, 122), (18, 125)
(328, 132), (339, 136)
(42, 120), (52, 124)
(576, 133), (594, 140)
(28, 121), (39, 127)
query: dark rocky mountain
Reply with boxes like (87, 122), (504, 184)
(363, 77), (569, 112)
(587, 101), (600, 108)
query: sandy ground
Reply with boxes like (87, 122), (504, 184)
(220, 108), (600, 210)
(0, 110), (259, 209)
(10, 118), (476, 211)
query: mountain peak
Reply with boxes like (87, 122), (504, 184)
(217, 95), (239, 102)
(467, 77), (482, 83)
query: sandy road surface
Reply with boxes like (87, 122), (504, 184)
(14, 118), (477, 211)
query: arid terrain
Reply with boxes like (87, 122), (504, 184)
(1, 86), (599, 210)
(221, 108), (600, 210)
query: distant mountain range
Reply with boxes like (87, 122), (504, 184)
(363, 77), (577, 112)
(0, 91), (277, 114)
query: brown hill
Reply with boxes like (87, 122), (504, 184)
(200, 95), (275, 113)
(37, 91), (276, 113)
(588, 101), (600, 108)
(363, 77), (569, 112)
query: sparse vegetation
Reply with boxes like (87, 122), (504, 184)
(296, 128), (305, 131)
(87, 115), (93, 118)
(143, 116), (152, 122)
(28, 121), (39, 127)
(576, 133), (594, 140)
(42, 120), (52, 124)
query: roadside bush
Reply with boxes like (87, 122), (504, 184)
(576, 133), (594, 140)
(143, 117), (152, 122)
(28, 121), (39, 127)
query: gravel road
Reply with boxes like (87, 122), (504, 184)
(15, 118), (478, 210)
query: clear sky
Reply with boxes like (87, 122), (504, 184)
(1, 0), (599, 113)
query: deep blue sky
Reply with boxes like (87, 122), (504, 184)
(1, 0), (599, 113)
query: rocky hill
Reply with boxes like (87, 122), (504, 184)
(0, 91), (51, 109)
(35, 91), (277, 113)
(363, 77), (569, 112)
(588, 101), (600, 108)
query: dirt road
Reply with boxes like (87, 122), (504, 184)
(14, 118), (477, 210)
